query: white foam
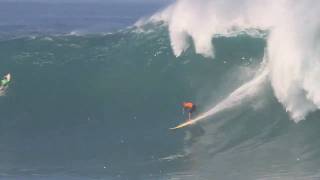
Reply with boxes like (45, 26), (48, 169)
(141, 0), (320, 122)
(184, 66), (268, 126)
(0, 86), (8, 96)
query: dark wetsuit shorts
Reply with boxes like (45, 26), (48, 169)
(189, 105), (196, 113)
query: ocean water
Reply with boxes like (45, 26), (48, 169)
(0, 2), (164, 38)
(1, 1), (320, 180)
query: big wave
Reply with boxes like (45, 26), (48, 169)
(137, 0), (320, 123)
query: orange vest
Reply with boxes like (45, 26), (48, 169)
(183, 102), (194, 109)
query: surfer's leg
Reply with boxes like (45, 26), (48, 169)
(191, 105), (196, 113)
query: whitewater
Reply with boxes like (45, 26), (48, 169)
(138, 0), (320, 123)
(2, 1), (320, 180)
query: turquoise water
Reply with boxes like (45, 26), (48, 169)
(1, 2), (320, 180)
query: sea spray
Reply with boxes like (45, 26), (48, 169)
(141, 0), (320, 122)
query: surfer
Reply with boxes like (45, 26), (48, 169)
(0, 73), (11, 88)
(182, 102), (196, 120)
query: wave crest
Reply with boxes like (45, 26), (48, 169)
(139, 0), (320, 122)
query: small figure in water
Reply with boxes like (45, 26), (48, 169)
(182, 102), (196, 121)
(0, 73), (11, 88)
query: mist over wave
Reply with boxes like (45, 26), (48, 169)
(3, 1), (320, 179)
(0, 25), (270, 179)
(138, 0), (320, 122)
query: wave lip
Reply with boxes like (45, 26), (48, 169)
(138, 0), (320, 122)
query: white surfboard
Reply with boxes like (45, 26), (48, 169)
(170, 118), (197, 130)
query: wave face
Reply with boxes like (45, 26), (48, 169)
(2, 1), (320, 179)
(0, 25), (316, 180)
(145, 0), (320, 123)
